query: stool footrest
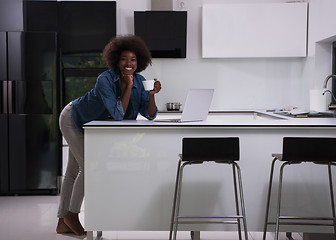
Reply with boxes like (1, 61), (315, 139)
(279, 216), (336, 221)
(177, 220), (239, 224)
(178, 215), (244, 219)
(268, 221), (335, 226)
(176, 216), (244, 225)
(267, 215), (336, 227)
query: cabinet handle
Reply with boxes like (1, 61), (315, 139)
(2, 81), (7, 114)
(8, 80), (12, 114)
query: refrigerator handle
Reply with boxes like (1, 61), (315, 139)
(2, 81), (7, 114)
(8, 80), (12, 114)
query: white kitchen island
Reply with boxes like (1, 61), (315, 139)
(83, 111), (336, 239)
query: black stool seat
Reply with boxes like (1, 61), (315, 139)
(169, 137), (248, 240)
(263, 137), (336, 240)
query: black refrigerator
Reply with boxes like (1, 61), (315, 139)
(0, 0), (116, 195)
(0, 31), (61, 195)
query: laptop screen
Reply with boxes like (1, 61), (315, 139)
(181, 88), (214, 122)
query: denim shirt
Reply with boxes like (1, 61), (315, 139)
(71, 69), (157, 133)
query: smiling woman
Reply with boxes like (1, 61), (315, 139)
(56, 35), (162, 236)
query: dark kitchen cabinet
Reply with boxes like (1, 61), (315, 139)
(24, 1), (116, 54)
(23, 1), (58, 32)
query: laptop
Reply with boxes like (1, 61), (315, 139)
(155, 88), (214, 122)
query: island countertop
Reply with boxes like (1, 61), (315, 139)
(84, 110), (336, 128)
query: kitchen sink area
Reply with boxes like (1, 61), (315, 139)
(274, 110), (336, 118)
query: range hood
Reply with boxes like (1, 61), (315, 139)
(151, 0), (186, 11)
(136, 0), (187, 58)
(151, 0), (173, 10)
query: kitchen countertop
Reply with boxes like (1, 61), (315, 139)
(84, 110), (336, 128)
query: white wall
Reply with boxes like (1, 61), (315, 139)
(308, 0), (336, 50)
(307, 0), (336, 90)
(114, 0), (335, 111)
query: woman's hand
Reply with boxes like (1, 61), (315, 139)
(149, 78), (161, 95)
(121, 73), (133, 89)
(147, 78), (161, 117)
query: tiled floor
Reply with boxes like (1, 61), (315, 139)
(0, 195), (303, 240)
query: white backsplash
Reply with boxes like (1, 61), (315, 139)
(142, 57), (313, 111)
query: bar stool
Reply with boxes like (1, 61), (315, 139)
(169, 137), (248, 240)
(263, 137), (336, 240)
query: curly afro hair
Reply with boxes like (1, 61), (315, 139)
(102, 35), (152, 73)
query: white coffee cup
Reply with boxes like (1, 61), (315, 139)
(142, 79), (155, 91)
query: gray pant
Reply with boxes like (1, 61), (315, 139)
(57, 103), (84, 218)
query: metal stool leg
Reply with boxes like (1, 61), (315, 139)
(286, 232), (294, 240)
(234, 162), (249, 240)
(169, 158), (182, 240)
(263, 158), (277, 240)
(327, 164), (336, 240)
(232, 163), (242, 240)
(173, 162), (188, 240)
(191, 231), (200, 240)
(275, 162), (291, 240)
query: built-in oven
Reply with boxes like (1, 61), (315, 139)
(61, 53), (107, 107)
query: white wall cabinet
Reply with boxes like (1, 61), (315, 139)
(202, 2), (308, 58)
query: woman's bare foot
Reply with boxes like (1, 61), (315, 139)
(63, 211), (86, 235)
(56, 218), (73, 234)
